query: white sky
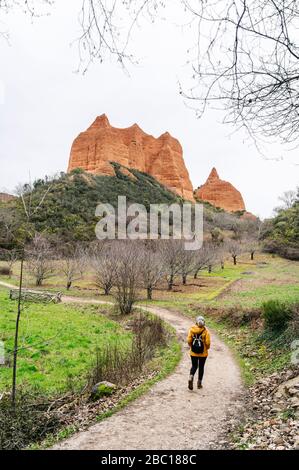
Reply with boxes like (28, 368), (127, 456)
(0, 1), (298, 219)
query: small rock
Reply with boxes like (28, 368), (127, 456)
(90, 381), (117, 400)
(290, 397), (299, 408)
(273, 437), (284, 445)
(270, 407), (282, 414)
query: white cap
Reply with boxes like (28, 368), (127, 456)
(196, 316), (205, 326)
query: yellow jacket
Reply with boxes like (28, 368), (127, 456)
(187, 325), (211, 357)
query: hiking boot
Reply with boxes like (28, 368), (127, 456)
(188, 375), (194, 390)
(197, 380), (202, 389)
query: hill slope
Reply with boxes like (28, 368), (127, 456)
(0, 164), (183, 244)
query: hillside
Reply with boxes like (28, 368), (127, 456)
(261, 190), (299, 260)
(0, 164), (259, 247)
(0, 164), (183, 245)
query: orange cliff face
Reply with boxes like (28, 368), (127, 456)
(0, 193), (16, 203)
(67, 114), (194, 201)
(195, 168), (246, 212)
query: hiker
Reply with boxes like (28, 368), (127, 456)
(187, 315), (211, 390)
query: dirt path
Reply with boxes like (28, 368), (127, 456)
(0, 281), (243, 449)
(55, 303), (243, 450)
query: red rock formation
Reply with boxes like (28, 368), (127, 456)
(68, 115), (194, 201)
(0, 193), (15, 203)
(195, 168), (246, 212)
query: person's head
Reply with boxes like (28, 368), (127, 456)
(195, 315), (205, 327)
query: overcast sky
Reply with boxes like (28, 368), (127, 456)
(0, 1), (298, 219)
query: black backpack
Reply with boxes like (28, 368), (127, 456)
(191, 332), (204, 354)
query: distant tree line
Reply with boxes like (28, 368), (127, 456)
(260, 188), (299, 260)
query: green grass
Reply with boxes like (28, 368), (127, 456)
(30, 323), (182, 449)
(202, 317), (292, 385)
(219, 283), (299, 307)
(2, 254), (298, 310)
(1, 253), (298, 392)
(0, 288), (132, 394)
(146, 256), (298, 310)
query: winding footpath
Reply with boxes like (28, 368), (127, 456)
(0, 281), (243, 450)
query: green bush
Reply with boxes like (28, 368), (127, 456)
(262, 300), (292, 332)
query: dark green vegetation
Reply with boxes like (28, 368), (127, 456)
(261, 188), (299, 260)
(0, 165), (182, 246)
(0, 165), (260, 249)
(262, 300), (293, 332)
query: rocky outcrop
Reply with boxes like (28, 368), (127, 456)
(0, 193), (15, 203)
(195, 168), (246, 212)
(232, 368), (299, 450)
(68, 114), (194, 201)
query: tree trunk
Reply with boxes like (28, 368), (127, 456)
(233, 256), (237, 265)
(104, 283), (112, 295)
(182, 274), (187, 285)
(168, 274), (174, 291)
(251, 252), (254, 261)
(67, 280), (72, 290)
(11, 251), (24, 406)
(208, 265), (212, 274)
(147, 287), (153, 300)
(221, 262), (224, 270)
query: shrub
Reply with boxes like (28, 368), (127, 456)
(194, 304), (262, 328)
(88, 313), (167, 388)
(262, 300), (292, 332)
(0, 267), (11, 276)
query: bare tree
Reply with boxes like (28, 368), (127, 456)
(244, 237), (260, 261)
(140, 243), (164, 300)
(210, 227), (224, 246)
(0, 205), (20, 248)
(178, 242), (197, 285)
(26, 233), (55, 286)
(216, 242), (229, 270)
(10, 180), (52, 406)
(3, 2), (299, 145)
(228, 239), (243, 265)
(160, 240), (183, 291)
(91, 242), (116, 296)
(77, 1), (299, 147)
(60, 243), (86, 290)
(277, 190), (297, 210)
(193, 242), (216, 279)
(112, 241), (141, 315)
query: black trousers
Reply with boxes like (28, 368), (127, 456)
(190, 356), (207, 381)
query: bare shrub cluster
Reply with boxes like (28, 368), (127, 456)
(87, 313), (167, 388)
(0, 391), (60, 450)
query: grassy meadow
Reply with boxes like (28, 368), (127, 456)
(1, 252), (298, 390)
(0, 288), (132, 394)
(1, 253), (298, 309)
